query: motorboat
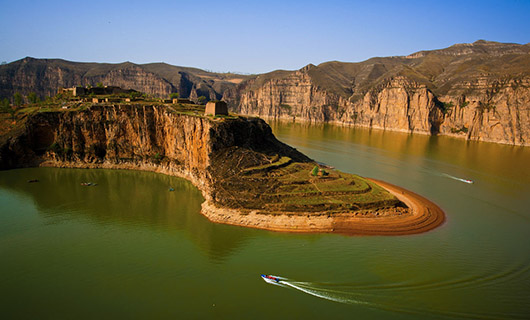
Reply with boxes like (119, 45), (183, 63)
(261, 274), (281, 284)
(463, 179), (474, 184)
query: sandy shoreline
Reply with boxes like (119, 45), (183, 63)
(202, 178), (445, 236)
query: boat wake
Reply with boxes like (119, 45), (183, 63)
(280, 280), (375, 307)
(440, 173), (474, 184)
(261, 275), (522, 319)
(262, 275), (375, 306)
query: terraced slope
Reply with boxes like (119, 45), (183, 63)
(210, 149), (405, 217)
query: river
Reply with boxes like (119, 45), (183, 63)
(1, 122), (529, 319)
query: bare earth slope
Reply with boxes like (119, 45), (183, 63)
(0, 104), (444, 235)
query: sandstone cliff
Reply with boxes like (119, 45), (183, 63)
(225, 41), (530, 146)
(0, 58), (248, 101)
(0, 105), (307, 201)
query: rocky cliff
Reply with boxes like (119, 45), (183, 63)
(225, 41), (530, 146)
(0, 105), (307, 201)
(0, 58), (248, 101)
(2, 41), (529, 146)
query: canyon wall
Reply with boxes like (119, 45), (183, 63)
(228, 72), (529, 145)
(2, 41), (529, 146)
(0, 105), (306, 200)
(225, 41), (530, 146)
(0, 58), (246, 100)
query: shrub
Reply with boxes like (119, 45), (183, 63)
(311, 166), (319, 176)
(169, 93), (179, 99)
(153, 152), (164, 163)
(48, 142), (62, 154)
(27, 92), (40, 104)
(14, 92), (23, 106)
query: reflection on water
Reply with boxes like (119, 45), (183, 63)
(0, 167), (251, 262)
(270, 121), (529, 182)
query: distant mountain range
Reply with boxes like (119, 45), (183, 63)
(1, 40), (529, 145)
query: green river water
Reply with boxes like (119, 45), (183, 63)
(1, 122), (529, 319)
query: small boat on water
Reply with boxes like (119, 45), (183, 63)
(463, 179), (474, 184)
(80, 182), (97, 186)
(261, 274), (281, 284)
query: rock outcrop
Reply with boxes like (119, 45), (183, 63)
(0, 58), (248, 101)
(225, 41), (530, 146)
(0, 105), (307, 201)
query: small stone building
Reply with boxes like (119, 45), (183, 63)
(173, 98), (193, 104)
(205, 101), (228, 116)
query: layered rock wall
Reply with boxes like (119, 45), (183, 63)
(0, 106), (303, 200)
(229, 72), (529, 145)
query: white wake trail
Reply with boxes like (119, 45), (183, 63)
(280, 281), (373, 306)
(440, 173), (474, 184)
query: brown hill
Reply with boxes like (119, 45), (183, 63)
(0, 57), (250, 101)
(226, 40), (530, 146)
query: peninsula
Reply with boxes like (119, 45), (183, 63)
(0, 95), (444, 235)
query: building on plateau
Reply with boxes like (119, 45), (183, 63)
(205, 101), (228, 116)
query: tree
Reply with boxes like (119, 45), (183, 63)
(96, 82), (104, 88)
(14, 92), (23, 106)
(27, 92), (39, 104)
(1, 98), (15, 119)
(0, 98), (10, 111)
(169, 92), (179, 99)
(197, 96), (207, 105)
(311, 166), (319, 176)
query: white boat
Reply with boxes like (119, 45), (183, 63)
(261, 274), (281, 284)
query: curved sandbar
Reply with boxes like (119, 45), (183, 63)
(201, 178), (445, 236)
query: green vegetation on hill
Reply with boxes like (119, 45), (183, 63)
(210, 149), (403, 216)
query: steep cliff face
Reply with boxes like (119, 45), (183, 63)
(227, 41), (530, 146)
(233, 70), (350, 123)
(437, 78), (530, 145)
(0, 106), (308, 199)
(345, 77), (442, 134)
(228, 73), (443, 135)
(0, 58), (248, 100)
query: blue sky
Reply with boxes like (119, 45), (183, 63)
(1, 0), (529, 74)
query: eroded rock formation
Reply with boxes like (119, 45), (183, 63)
(225, 41), (530, 146)
(0, 105), (306, 200)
